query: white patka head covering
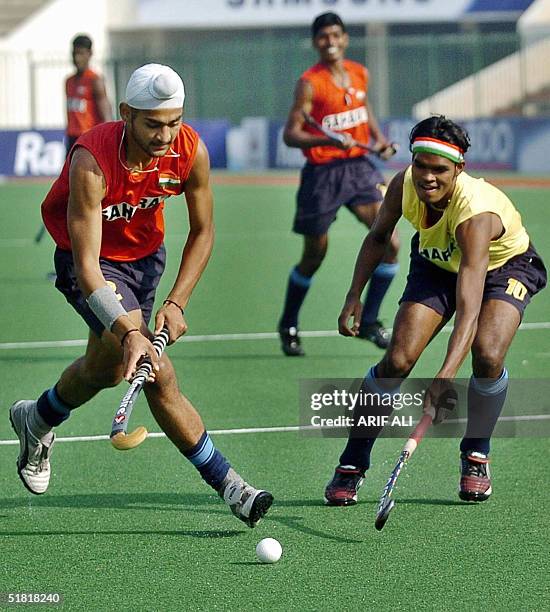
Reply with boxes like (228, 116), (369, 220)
(125, 63), (185, 110)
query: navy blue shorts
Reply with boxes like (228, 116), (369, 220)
(54, 246), (166, 336)
(293, 155), (385, 235)
(399, 233), (547, 319)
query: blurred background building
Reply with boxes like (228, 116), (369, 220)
(1, 0), (549, 174)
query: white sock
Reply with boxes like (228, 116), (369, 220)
(27, 404), (53, 439)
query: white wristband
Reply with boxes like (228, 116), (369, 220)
(86, 285), (128, 331)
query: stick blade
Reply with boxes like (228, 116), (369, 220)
(374, 499), (395, 531)
(111, 426), (148, 451)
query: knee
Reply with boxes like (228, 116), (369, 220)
(472, 345), (505, 378)
(299, 248), (326, 275)
(380, 347), (416, 379)
(145, 357), (177, 393)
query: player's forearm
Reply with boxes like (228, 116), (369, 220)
(72, 252), (136, 338)
(347, 232), (387, 298)
(438, 320), (478, 378)
(98, 99), (112, 123)
(364, 99), (388, 146)
(438, 276), (484, 377)
(166, 226), (214, 308)
(283, 129), (332, 149)
(369, 123), (386, 145)
(68, 215), (105, 297)
(74, 259), (108, 297)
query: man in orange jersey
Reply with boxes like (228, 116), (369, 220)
(277, 12), (400, 356)
(9, 64), (273, 528)
(65, 34), (112, 155)
(37, 36), (112, 252)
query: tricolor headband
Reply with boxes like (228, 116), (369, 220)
(412, 137), (464, 163)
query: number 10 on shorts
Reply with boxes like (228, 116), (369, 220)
(505, 277), (527, 301)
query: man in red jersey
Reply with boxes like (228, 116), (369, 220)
(278, 12), (400, 356)
(65, 34), (112, 155)
(38, 35), (112, 253)
(10, 64), (273, 528)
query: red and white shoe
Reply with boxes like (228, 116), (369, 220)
(324, 465), (365, 506)
(459, 451), (492, 502)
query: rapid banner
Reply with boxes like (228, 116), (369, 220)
(2, 115), (550, 176)
(0, 120), (230, 178)
(137, 0), (534, 27)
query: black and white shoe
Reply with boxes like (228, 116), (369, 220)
(278, 326), (305, 357)
(358, 320), (391, 349)
(219, 468), (274, 528)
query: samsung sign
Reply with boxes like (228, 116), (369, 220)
(137, 0), (493, 26)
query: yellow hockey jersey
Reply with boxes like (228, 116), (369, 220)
(401, 166), (529, 273)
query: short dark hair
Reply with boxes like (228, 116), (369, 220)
(409, 115), (471, 154)
(311, 12), (346, 38)
(72, 34), (92, 50)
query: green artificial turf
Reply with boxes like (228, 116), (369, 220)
(0, 177), (548, 610)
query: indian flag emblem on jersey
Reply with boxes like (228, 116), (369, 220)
(158, 173), (181, 191)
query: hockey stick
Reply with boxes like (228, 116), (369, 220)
(301, 111), (399, 160)
(110, 327), (170, 451)
(34, 223), (47, 244)
(374, 388), (458, 530)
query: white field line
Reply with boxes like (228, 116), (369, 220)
(1, 321), (550, 351)
(0, 238), (34, 247)
(1, 415), (549, 446)
(0, 425), (306, 446)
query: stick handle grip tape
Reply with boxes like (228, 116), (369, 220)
(110, 328), (169, 437)
(403, 413), (433, 456)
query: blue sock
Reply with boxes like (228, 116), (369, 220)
(460, 368), (509, 456)
(183, 431), (230, 490)
(339, 366), (400, 471)
(361, 262), (398, 327)
(36, 386), (72, 427)
(279, 266), (313, 329)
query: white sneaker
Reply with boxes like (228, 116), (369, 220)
(219, 468), (273, 528)
(9, 400), (55, 495)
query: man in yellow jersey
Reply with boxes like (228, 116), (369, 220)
(324, 115), (546, 506)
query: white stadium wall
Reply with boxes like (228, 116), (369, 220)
(0, 0), (111, 129)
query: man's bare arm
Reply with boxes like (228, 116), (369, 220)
(92, 75), (113, 124)
(67, 147), (158, 378)
(67, 147), (110, 297)
(436, 212), (504, 378)
(338, 171), (404, 335)
(154, 139), (215, 341)
(283, 79), (353, 150)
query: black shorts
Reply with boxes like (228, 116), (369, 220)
(293, 155), (385, 236)
(399, 233), (547, 319)
(54, 246), (166, 336)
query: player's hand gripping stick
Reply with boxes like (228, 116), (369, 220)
(302, 111), (398, 159)
(110, 327), (170, 450)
